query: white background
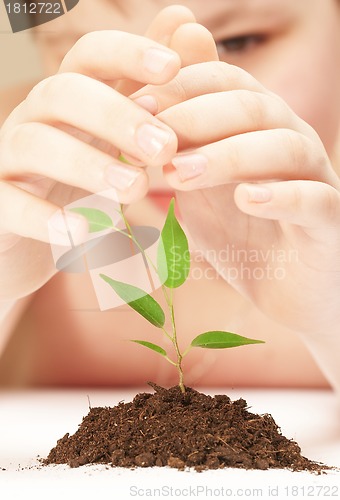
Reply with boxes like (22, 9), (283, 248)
(0, 388), (339, 500)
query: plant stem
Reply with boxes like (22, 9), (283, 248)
(119, 204), (158, 275)
(119, 204), (185, 393)
(168, 288), (185, 394)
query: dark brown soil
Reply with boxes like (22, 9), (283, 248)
(44, 384), (328, 472)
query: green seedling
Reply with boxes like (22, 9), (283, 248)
(71, 199), (264, 393)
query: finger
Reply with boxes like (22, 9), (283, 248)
(234, 180), (340, 234)
(4, 73), (177, 167)
(131, 61), (272, 115)
(116, 5), (196, 97)
(169, 23), (219, 67)
(123, 23), (218, 99)
(164, 129), (339, 189)
(144, 5), (196, 44)
(0, 181), (89, 245)
(59, 31), (181, 85)
(157, 90), (318, 150)
(0, 123), (149, 204)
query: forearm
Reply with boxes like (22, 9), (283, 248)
(0, 296), (32, 357)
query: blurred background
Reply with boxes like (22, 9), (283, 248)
(0, 2), (42, 89)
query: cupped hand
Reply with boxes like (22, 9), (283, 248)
(133, 60), (340, 337)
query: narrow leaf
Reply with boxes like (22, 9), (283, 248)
(118, 154), (130, 164)
(70, 207), (113, 233)
(157, 198), (190, 288)
(191, 331), (265, 349)
(131, 340), (167, 357)
(100, 274), (165, 328)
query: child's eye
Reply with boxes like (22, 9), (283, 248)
(216, 35), (265, 55)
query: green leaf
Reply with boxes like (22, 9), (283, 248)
(157, 198), (190, 288)
(69, 207), (113, 233)
(100, 274), (165, 328)
(118, 154), (130, 164)
(131, 340), (167, 357)
(191, 331), (265, 349)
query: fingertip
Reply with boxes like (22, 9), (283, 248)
(132, 95), (158, 115)
(157, 5), (197, 24)
(144, 5), (196, 45)
(170, 22), (219, 65)
(143, 47), (181, 83)
(234, 183), (273, 217)
(237, 184), (272, 203)
(48, 210), (89, 247)
(162, 162), (183, 189)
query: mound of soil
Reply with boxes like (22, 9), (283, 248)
(44, 384), (327, 472)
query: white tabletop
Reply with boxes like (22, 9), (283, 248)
(0, 388), (339, 500)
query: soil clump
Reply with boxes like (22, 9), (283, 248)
(44, 384), (327, 472)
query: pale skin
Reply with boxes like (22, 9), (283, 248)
(0, 0), (340, 393)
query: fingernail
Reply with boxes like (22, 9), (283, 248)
(105, 164), (140, 191)
(49, 211), (88, 246)
(143, 48), (175, 74)
(245, 185), (272, 203)
(172, 153), (207, 181)
(133, 95), (158, 114)
(136, 123), (171, 159)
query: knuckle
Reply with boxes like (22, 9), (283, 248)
(174, 106), (197, 137)
(233, 90), (291, 131)
(224, 138), (241, 181)
(26, 75), (56, 104)
(74, 30), (100, 47)
(0, 123), (43, 173)
(284, 131), (326, 178)
(215, 61), (264, 92)
(284, 131), (307, 171)
(64, 30), (126, 68)
(290, 183), (303, 214)
(169, 75), (189, 103)
(68, 30), (108, 57)
(0, 124), (28, 171)
(160, 102), (196, 138)
(26, 73), (79, 111)
(234, 90), (267, 129)
(319, 184), (340, 222)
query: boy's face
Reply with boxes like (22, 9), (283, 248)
(40, 0), (340, 156)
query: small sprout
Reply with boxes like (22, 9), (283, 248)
(75, 199), (265, 394)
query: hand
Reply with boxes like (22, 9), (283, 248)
(0, 6), (202, 300)
(0, 5), (223, 301)
(133, 60), (340, 337)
